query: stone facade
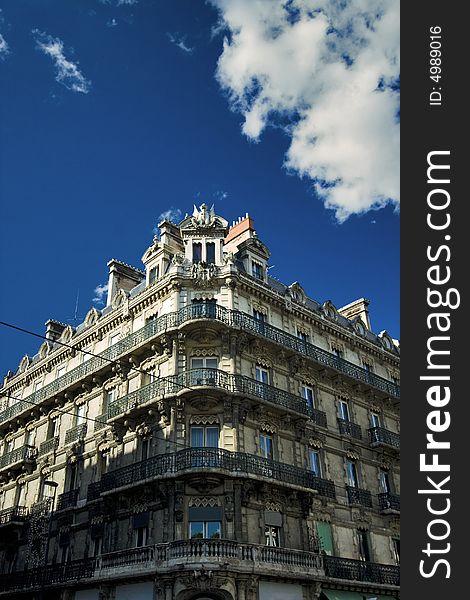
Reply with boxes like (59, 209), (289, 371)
(0, 205), (400, 600)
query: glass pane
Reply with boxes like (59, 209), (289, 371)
(207, 521), (221, 539)
(193, 243), (202, 263)
(191, 427), (204, 448)
(190, 522), (204, 539)
(205, 358), (218, 369)
(340, 401), (349, 421)
(191, 358), (204, 369)
(206, 243), (215, 264)
(371, 413), (381, 427)
(347, 462), (358, 487)
(316, 521), (334, 555)
(309, 450), (321, 476)
(205, 427), (219, 448)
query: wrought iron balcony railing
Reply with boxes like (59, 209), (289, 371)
(64, 423), (87, 445)
(0, 558), (96, 592)
(346, 485), (373, 508)
(368, 427), (400, 449)
(57, 488), (79, 511)
(0, 505), (28, 526)
(337, 418), (362, 440)
(93, 448), (336, 500)
(107, 368), (326, 424)
(38, 436), (59, 457)
(0, 303), (399, 428)
(324, 555), (400, 586)
(378, 492), (400, 512)
(0, 445), (36, 471)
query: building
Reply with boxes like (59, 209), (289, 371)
(0, 204), (400, 600)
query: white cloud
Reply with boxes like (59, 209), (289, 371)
(93, 283), (108, 305)
(100, 0), (139, 5)
(167, 32), (193, 54)
(0, 33), (9, 59)
(210, 0), (399, 222)
(157, 207), (182, 224)
(33, 29), (91, 94)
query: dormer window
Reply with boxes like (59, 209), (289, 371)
(149, 265), (159, 285)
(252, 261), (264, 280)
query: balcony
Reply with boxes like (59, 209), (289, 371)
(324, 555), (400, 586)
(0, 304), (399, 431)
(346, 485), (373, 508)
(94, 448), (336, 500)
(64, 423), (87, 445)
(337, 418), (362, 440)
(368, 427), (400, 450)
(38, 436), (59, 457)
(57, 488), (79, 511)
(378, 492), (400, 513)
(0, 445), (36, 475)
(0, 506), (28, 527)
(107, 368), (326, 423)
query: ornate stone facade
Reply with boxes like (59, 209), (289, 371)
(0, 205), (400, 600)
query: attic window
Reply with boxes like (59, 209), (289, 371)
(252, 261), (264, 280)
(206, 242), (215, 264)
(149, 266), (159, 284)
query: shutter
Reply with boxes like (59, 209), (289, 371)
(316, 521), (334, 555)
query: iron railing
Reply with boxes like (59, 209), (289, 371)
(346, 486), (373, 508)
(368, 427), (400, 449)
(0, 303), (400, 427)
(0, 558), (96, 592)
(337, 418), (362, 440)
(107, 368), (326, 423)
(378, 492), (400, 512)
(324, 555), (400, 586)
(64, 423), (87, 445)
(95, 448), (336, 500)
(38, 436), (59, 457)
(0, 445), (36, 470)
(0, 505), (28, 525)
(57, 488), (79, 511)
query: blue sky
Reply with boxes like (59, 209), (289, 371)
(0, 0), (399, 377)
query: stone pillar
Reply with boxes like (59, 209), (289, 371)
(234, 483), (243, 541)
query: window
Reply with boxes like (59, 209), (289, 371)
(190, 356), (218, 369)
(380, 469), (391, 494)
(206, 242), (215, 264)
(15, 484), (27, 507)
(392, 538), (400, 565)
(363, 361), (373, 373)
(60, 546), (70, 564)
(192, 242), (202, 263)
(332, 346), (343, 359)
(265, 525), (280, 547)
(134, 526), (148, 547)
(339, 399), (350, 421)
(302, 385), (315, 408)
(141, 438), (150, 461)
(370, 412), (381, 428)
(68, 463), (78, 492)
(4, 439), (14, 455)
(255, 365), (269, 384)
(33, 380), (42, 392)
(103, 389), (115, 414)
(40, 479), (57, 501)
(75, 403), (86, 426)
(92, 537), (102, 557)
(298, 330), (309, 344)
(252, 261), (264, 280)
(47, 419), (58, 440)
(82, 349), (92, 363)
(253, 309), (266, 322)
(308, 449), (322, 477)
(56, 365), (66, 380)
(346, 461), (359, 488)
(189, 521), (221, 539)
(358, 529), (371, 562)
(260, 432), (274, 459)
(190, 426), (219, 448)
(25, 429), (34, 447)
(149, 265), (159, 284)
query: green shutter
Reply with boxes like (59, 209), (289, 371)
(316, 521), (334, 555)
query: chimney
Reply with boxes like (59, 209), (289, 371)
(338, 298), (371, 331)
(45, 320), (67, 342)
(224, 214), (255, 245)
